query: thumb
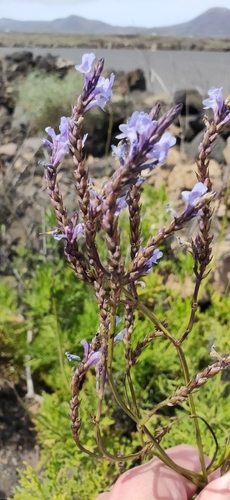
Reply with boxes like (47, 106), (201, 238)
(197, 471), (230, 500)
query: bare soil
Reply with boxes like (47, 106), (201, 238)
(0, 32), (230, 51)
(0, 380), (39, 499)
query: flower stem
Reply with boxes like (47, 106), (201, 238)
(176, 345), (208, 484)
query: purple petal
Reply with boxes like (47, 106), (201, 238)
(43, 116), (71, 167)
(114, 194), (127, 216)
(181, 182), (208, 206)
(114, 329), (125, 342)
(54, 142), (70, 166)
(202, 86), (224, 118)
(142, 248), (163, 274)
(81, 339), (90, 357)
(116, 316), (122, 325)
(85, 73), (115, 111)
(42, 138), (53, 148)
(45, 126), (56, 141)
(147, 132), (176, 163)
(59, 116), (70, 142)
(72, 223), (85, 240)
(75, 53), (95, 74)
(86, 350), (101, 367)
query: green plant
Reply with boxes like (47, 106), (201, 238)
(16, 70), (83, 132)
(4, 51), (230, 498)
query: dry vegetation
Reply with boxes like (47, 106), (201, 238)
(0, 32), (230, 50)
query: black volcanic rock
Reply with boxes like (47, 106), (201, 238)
(5, 51), (33, 63)
(173, 89), (204, 115)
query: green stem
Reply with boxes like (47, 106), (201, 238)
(107, 309), (205, 486)
(52, 297), (69, 391)
(122, 288), (174, 342)
(107, 312), (138, 422)
(142, 425), (205, 488)
(123, 287), (208, 483)
(126, 371), (140, 417)
(176, 345), (208, 484)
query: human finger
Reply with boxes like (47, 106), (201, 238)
(95, 444), (218, 500)
(196, 471), (230, 500)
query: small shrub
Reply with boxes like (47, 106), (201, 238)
(16, 70), (83, 132)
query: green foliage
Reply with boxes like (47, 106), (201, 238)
(14, 391), (113, 500)
(16, 70), (83, 132)
(0, 280), (27, 378)
(2, 183), (230, 499)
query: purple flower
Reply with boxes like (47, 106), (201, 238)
(117, 111), (156, 146)
(116, 111), (175, 164)
(66, 339), (101, 368)
(75, 53), (95, 75)
(114, 193), (127, 216)
(141, 248), (163, 274)
(145, 248), (163, 272)
(71, 222), (85, 240)
(85, 73), (115, 111)
(51, 222), (85, 243)
(81, 339), (90, 357)
(114, 329), (125, 342)
(202, 87), (224, 119)
(75, 53), (115, 111)
(181, 182), (208, 214)
(147, 132), (176, 162)
(115, 316), (122, 325)
(42, 116), (71, 167)
(65, 325), (125, 369)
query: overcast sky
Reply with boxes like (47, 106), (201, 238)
(1, 0), (230, 27)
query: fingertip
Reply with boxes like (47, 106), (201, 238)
(94, 493), (110, 500)
(197, 470), (230, 499)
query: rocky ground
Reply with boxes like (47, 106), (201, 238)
(1, 50), (230, 497)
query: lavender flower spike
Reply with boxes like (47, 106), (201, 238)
(42, 116), (71, 168)
(75, 53), (115, 111)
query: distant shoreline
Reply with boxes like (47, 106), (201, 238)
(0, 33), (230, 51)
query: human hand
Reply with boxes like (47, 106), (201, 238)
(95, 444), (230, 500)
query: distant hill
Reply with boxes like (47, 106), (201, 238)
(0, 8), (230, 38)
(146, 8), (230, 38)
(0, 15), (146, 35)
